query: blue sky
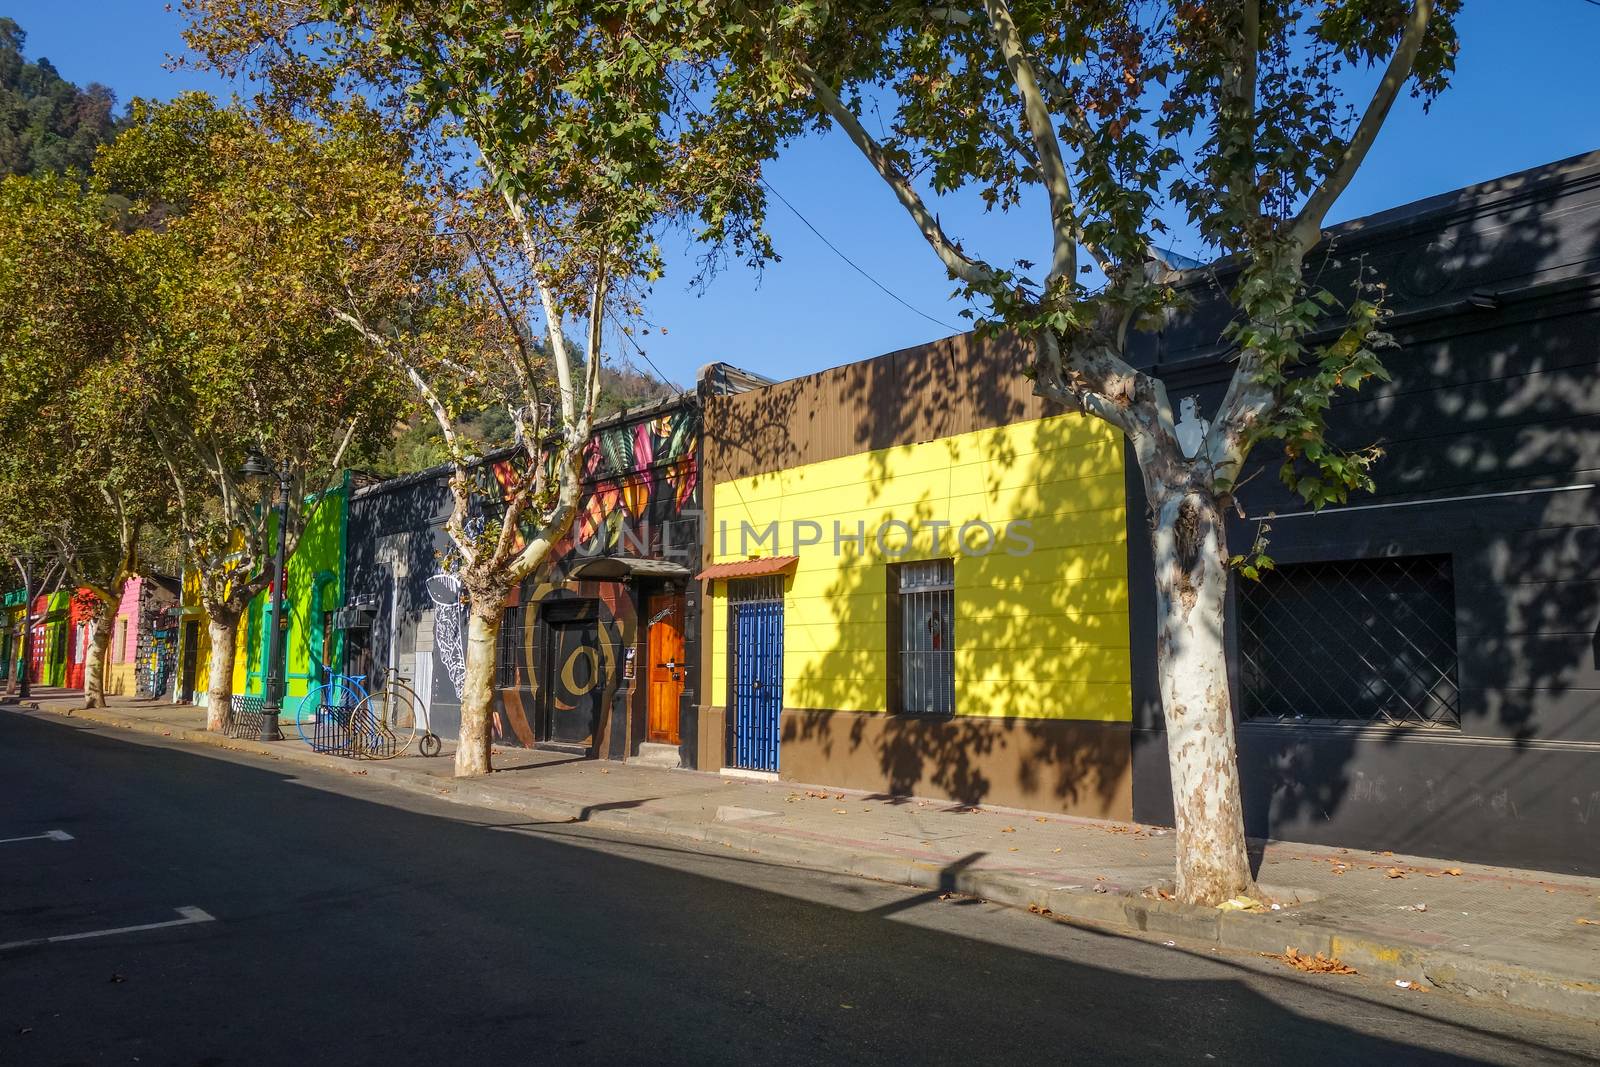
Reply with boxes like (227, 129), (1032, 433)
(9, 2), (1599, 387)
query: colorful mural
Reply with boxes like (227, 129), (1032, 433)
(235, 474), (351, 718)
(491, 404), (702, 751)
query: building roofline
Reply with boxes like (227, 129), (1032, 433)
(351, 361), (768, 502)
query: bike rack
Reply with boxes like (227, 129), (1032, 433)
(309, 698), (357, 754)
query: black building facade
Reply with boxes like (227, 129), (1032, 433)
(1129, 151), (1600, 875)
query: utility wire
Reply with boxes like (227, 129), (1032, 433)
(758, 177), (964, 334)
(665, 72), (963, 335)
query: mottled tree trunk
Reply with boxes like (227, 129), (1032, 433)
(81, 601), (114, 709)
(454, 600), (503, 778)
(206, 615), (239, 732)
(1150, 487), (1256, 905)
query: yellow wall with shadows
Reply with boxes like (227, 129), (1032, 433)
(710, 411), (1132, 722)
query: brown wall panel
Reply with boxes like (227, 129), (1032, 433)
(696, 704), (727, 772)
(705, 331), (1068, 482)
(777, 709), (1132, 820)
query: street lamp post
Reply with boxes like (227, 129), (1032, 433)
(242, 451), (291, 742)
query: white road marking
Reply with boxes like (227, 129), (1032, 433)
(0, 829), (74, 844)
(0, 906), (216, 952)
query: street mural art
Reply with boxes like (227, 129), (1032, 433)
(426, 570), (467, 699)
(488, 407), (701, 749)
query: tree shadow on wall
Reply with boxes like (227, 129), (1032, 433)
(754, 330), (1136, 816)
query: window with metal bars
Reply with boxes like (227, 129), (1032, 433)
(496, 606), (527, 689)
(890, 559), (956, 715)
(727, 575), (784, 603)
(1238, 554), (1460, 728)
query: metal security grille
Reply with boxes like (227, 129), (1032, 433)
(897, 559), (955, 715)
(1238, 554), (1459, 728)
(728, 575), (784, 603)
(496, 606), (526, 688)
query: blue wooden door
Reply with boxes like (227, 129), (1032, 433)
(732, 598), (783, 771)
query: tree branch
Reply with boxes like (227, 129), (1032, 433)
(1291, 0), (1433, 247)
(799, 64), (997, 286)
(980, 0), (1078, 287)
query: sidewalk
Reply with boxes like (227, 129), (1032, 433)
(11, 691), (1600, 1024)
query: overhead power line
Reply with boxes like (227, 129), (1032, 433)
(758, 177), (964, 334)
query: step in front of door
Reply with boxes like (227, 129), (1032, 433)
(631, 742), (683, 769)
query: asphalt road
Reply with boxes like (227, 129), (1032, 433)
(2, 710), (1597, 1067)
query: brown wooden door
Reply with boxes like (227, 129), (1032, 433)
(646, 594), (685, 744)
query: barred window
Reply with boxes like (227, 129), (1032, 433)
(1238, 555), (1459, 728)
(892, 559), (955, 715)
(496, 607), (526, 689)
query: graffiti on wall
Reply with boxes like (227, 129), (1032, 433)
(426, 571), (467, 699)
(489, 406), (702, 749)
(573, 409), (699, 561)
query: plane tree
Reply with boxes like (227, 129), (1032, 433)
(94, 94), (414, 727)
(704, 0), (1461, 903)
(179, 0), (766, 776)
(0, 173), (159, 707)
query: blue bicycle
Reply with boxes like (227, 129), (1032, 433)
(296, 667), (369, 753)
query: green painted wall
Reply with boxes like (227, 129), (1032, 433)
(235, 474), (349, 719)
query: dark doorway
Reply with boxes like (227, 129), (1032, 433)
(178, 620), (200, 704)
(540, 617), (604, 747)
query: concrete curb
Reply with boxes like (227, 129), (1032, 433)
(15, 702), (1599, 1025)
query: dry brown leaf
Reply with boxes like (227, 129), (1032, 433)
(1052, 847), (1063, 854)
(1028, 903), (1054, 917)
(1386, 868), (1406, 879)
(1000, 826), (1016, 833)
(832, 807), (848, 814)
(1034, 816), (1048, 823)
(834, 793), (844, 799)
(1444, 868), (1462, 876)
(1269, 947), (1357, 975)
(1008, 847), (1019, 852)
(1574, 918), (1599, 926)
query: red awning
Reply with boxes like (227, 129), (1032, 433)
(694, 556), (800, 581)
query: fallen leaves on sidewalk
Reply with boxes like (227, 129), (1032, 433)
(1267, 947), (1357, 975)
(1385, 868), (1406, 879)
(1000, 826), (1016, 833)
(832, 807), (848, 814)
(1576, 918), (1600, 926)
(1394, 980), (1429, 992)
(1028, 903), (1054, 917)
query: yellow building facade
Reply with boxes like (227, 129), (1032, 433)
(700, 336), (1138, 819)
